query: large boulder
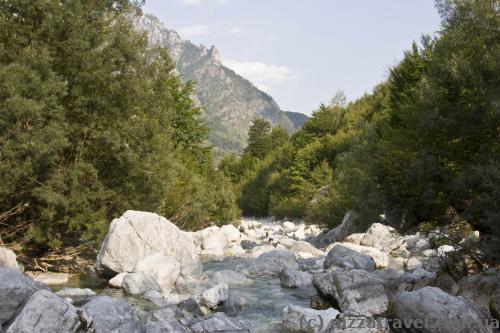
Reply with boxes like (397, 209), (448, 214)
(289, 241), (325, 259)
(343, 233), (365, 245)
(324, 244), (376, 271)
(282, 305), (339, 333)
(122, 272), (161, 296)
(280, 268), (313, 288)
(199, 283), (228, 309)
(326, 242), (389, 269)
(108, 272), (127, 289)
(143, 306), (190, 333)
(0, 247), (20, 270)
(312, 210), (360, 248)
(206, 270), (254, 287)
(360, 223), (403, 253)
(457, 271), (500, 309)
(0, 268), (46, 325)
(196, 226), (228, 257)
(242, 250), (299, 277)
(326, 314), (391, 333)
(313, 269), (389, 316)
(189, 312), (248, 333)
(5, 290), (80, 333)
(95, 211), (203, 291)
(220, 224), (240, 243)
(390, 286), (494, 333)
(82, 296), (143, 333)
(133, 253), (181, 293)
(223, 244), (246, 257)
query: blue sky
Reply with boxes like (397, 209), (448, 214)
(143, 0), (442, 115)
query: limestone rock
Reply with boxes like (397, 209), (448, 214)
(243, 250), (299, 277)
(390, 286), (494, 333)
(224, 244), (246, 257)
(324, 244), (376, 271)
(313, 269), (389, 316)
(405, 257), (422, 271)
(207, 270), (254, 287)
(0, 268), (46, 325)
(122, 271), (161, 296)
(55, 288), (96, 303)
(326, 242), (389, 269)
(189, 312), (249, 333)
(280, 268), (313, 288)
(200, 283), (228, 309)
(289, 241), (325, 259)
(82, 296), (143, 333)
(282, 305), (339, 333)
(360, 223), (403, 253)
(0, 247), (20, 270)
(220, 224), (240, 243)
(143, 305), (189, 333)
(197, 226), (228, 257)
(5, 290), (80, 333)
(133, 253), (181, 293)
(343, 233), (364, 245)
(95, 210), (202, 291)
(109, 272), (127, 289)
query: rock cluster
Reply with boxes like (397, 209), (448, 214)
(1, 210), (498, 333)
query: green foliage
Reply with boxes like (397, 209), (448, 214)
(0, 0), (238, 251)
(224, 0), (500, 238)
(244, 119), (272, 158)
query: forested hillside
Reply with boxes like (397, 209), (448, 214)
(221, 0), (499, 239)
(133, 14), (299, 155)
(0, 0), (239, 253)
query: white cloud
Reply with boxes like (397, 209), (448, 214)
(178, 0), (202, 5)
(228, 27), (242, 35)
(224, 60), (299, 92)
(178, 24), (210, 37)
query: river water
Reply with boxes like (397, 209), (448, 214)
(53, 255), (316, 332)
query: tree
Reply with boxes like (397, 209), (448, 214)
(244, 118), (272, 158)
(0, 0), (238, 251)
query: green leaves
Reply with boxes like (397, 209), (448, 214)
(0, 0), (238, 252)
(224, 0), (499, 240)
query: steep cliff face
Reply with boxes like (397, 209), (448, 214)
(133, 14), (302, 154)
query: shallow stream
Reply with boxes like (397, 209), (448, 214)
(52, 255), (316, 332)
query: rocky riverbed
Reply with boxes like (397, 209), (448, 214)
(0, 210), (499, 332)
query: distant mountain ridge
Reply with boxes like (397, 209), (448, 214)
(132, 14), (308, 154)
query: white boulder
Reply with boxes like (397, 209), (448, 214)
(0, 247), (20, 270)
(95, 211), (202, 293)
(133, 253), (180, 293)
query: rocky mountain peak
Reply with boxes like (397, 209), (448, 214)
(208, 46), (221, 64)
(132, 13), (307, 154)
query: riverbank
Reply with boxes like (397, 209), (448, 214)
(1, 211), (499, 332)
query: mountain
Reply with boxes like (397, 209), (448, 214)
(285, 111), (309, 128)
(133, 14), (307, 154)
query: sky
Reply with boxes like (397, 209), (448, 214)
(143, 0), (442, 116)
